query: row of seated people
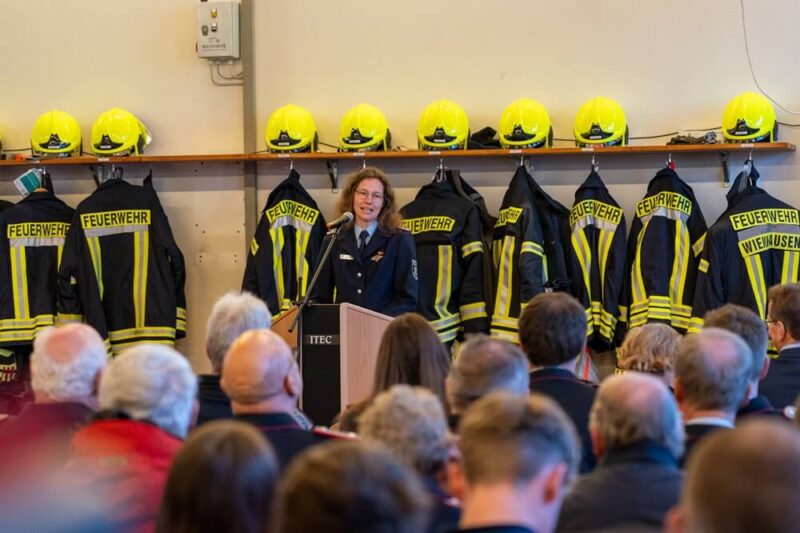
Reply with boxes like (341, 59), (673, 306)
(2, 284), (800, 532)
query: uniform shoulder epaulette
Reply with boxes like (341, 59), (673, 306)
(312, 426), (358, 440)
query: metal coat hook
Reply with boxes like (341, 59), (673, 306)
(288, 159), (295, 171)
(591, 153), (598, 171)
(361, 158), (367, 169)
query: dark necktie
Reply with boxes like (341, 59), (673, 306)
(358, 230), (369, 256)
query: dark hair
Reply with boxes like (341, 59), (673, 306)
(518, 292), (587, 366)
(157, 420), (278, 533)
(373, 313), (450, 407)
(274, 440), (430, 533)
(768, 283), (800, 339)
(335, 166), (402, 232)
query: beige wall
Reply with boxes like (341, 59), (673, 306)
(2, 0), (800, 371)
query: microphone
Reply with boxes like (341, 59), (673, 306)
(327, 211), (354, 230)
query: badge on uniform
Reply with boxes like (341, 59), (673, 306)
(412, 259), (418, 280)
(339, 253), (354, 261)
(370, 250), (384, 262)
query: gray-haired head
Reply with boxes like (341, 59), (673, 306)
(31, 324), (108, 405)
(446, 335), (529, 414)
(99, 344), (197, 438)
(674, 328), (751, 415)
(206, 291), (271, 374)
(360, 385), (450, 477)
(590, 372), (684, 459)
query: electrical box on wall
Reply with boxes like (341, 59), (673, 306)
(197, 1), (240, 60)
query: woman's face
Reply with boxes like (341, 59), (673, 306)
(352, 177), (385, 227)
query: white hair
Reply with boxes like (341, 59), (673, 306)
(206, 291), (272, 373)
(359, 385), (450, 476)
(30, 325), (108, 402)
(99, 344), (197, 438)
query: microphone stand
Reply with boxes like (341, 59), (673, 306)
(289, 226), (342, 333)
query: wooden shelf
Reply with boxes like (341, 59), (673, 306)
(0, 142), (793, 167)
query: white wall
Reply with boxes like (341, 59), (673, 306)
(2, 0), (800, 371)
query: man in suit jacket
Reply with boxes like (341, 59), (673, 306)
(196, 291), (271, 426)
(222, 329), (328, 470)
(557, 372), (683, 532)
(519, 292), (597, 472)
(703, 304), (785, 419)
(674, 328), (750, 465)
(762, 283), (800, 411)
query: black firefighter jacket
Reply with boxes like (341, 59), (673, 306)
(620, 168), (706, 338)
(242, 170), (327, 317)
(400, 179), (489, 342)
(57, 178), (186, 354)
(691, 163), (800, 329)
(568, 171), (627, 352)
(0, 191), (73, 346)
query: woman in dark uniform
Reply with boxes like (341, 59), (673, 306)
(310, 167), (418, 316)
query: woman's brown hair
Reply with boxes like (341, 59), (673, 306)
(617, 323), (681, 376)
(372, 312), (451, 407)
(335, 166), (402, 232)
(157, 420), (278, 533)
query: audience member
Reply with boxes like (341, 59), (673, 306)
(704, 303), (784, 419)
(449, 392), (580, 533)
(63, 344), (197, 533)
(519, 292), (596, 472)
(0, 324), (107, 488)
(158, 420), (278, 533)
(222, 329), (327, 469)
(673, 328), (750, 464)
(761, 283), (800, 410)
(360, 385), (460, 533)
(274, 439), (429, 533)
(198, 291), (271, 425)
(337, 312), (450, 431)
(665, 419), (800, 533)
(616, 323), (680, 386)
(445, 334), (529, 431)
(557, 373), (683, 532)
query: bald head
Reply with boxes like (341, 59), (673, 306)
(31, 324), (107, 404)
(221, 329), (301, 412)
(676, 419), (800, 533)
(590, 372), (684, 458)
(674, 328), (751, 415)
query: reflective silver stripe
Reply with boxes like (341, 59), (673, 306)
(435, 245), (451, 318)
(134, 231), (148, 329)
(670, 225), (689, 312)
(735, 223), (800, 241)
(638, 206), (689, 224)
(270, 227), (285, 306)
(87, 236), (104, 299)
(268, 214), (314, 234)
(84, 224), (149, 238)
(9, 237), (66, 248)
(571, 228), (592, 296)
(745, 254), (767, 318)
(494, 236), (515, 319)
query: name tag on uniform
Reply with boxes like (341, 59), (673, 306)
(339, 253), (354, 261)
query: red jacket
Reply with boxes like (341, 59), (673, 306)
(63, 419), (182, 533)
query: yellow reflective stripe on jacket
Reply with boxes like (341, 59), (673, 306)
(270, 226), (285, 308)
(669, 224), (691, 318)
(494, 235), (516, 321)
(743, 254), (767, 318)
(132, 230), (149, 329)
(597, 227), (614, 297)
(520, 241), (544, 257)
(250, 238), (259, 256)
(571, 228), (593, 297)
(9, 246), (30, 320)
(461, 241), (483, 257)
(108, 326), (177, 342)
(86, 235), (104, 299)
(460, 302), (488, 321)
(692, 232), (706, 257)
(781, 251), (800, 286)
(687, 317), (704, 334)
(296, 228), (311, 297)
(435, 245), (453, 320)
(56, 313), (83, 324)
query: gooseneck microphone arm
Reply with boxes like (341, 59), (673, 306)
(288, 216), (351, 333)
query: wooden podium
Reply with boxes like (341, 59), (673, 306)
(272, 303), (392, 425)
